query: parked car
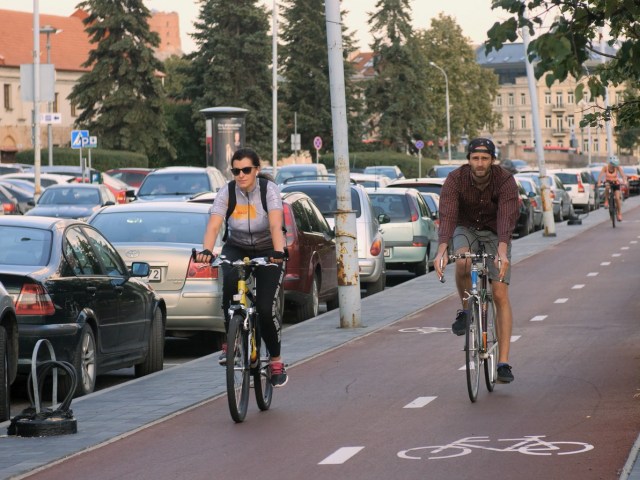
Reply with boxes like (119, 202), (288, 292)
(548, 169), (596, 211)
(25, 184), (117, 221)
(501, 159), (530, 175)
(350, 173), (391, 188)
(622, 167), (640, 195)
(517, 173), (572, 221)
(89, 202), (225, 342)
(515, 176), (543, 230)
(421, 192), (440, 227)
(0, 280), (18, 421)
(104, 168), (154, 188)
(76, 173), (135, 204)
(387, 178), (446, 196)
(0, 216), (165, 396)
(0, 181), (35, 214)
(0, 178), (36, 195)
(279, 181), (386, 296)
(366, 187), (438, 275)
(0, 164), (30, 175)
(274, 164), (329, 185)
(363, 165), (405, 180)
(136, 166), (226, 202)
(514, 178), (536, 237)
(0, 184), (22, 215)
(40, 165), (100, 179)
(590, 167), (630, 201)
(427, 165), (460, 178)
(1, 172), (76, 188)
(583, 170), (601, 208)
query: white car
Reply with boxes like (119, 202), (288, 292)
(350, 173), (391, 188)
(548, 169), (596, 211)
(0, 173), (76, 188)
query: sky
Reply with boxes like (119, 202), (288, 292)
(0, 0), (503, 53)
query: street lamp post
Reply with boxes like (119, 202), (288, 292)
(429, 62), (451, 165)
(40, 25), (59, 168)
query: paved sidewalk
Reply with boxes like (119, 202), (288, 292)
(0, 199), (637, 479)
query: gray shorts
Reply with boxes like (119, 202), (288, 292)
(451, 226), (512, 285)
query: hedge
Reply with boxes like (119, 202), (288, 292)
(318, 151), (439, 179)
(15, 148), (148, 171)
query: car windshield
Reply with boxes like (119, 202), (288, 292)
(363, 167), (397, 179)
(0, 166), (21, 174)
(432, 166), (459, 178)
(554, 173), (579, 185)
(518, 179), (536, 194)
(108, 171), (148, 186)
(280, 185), (362, 218)
(91, 212), (210, 244)
(422, 194), (438, 212)
(369, 193), (412, 223)
(0, 226), (52, 266)
(623, 167), (638, 175)
(356, 180), (383, 188)
(138, 173), (210, 196)
(38, 188), (101, 205)
(275, 169), (324, 184)
(390, 184), (442, 194)
(512, 160), (528, 167)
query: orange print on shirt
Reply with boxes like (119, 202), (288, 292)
(232, 205), (257, 219)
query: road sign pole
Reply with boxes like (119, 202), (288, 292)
(88, 148), (92, 173)
(33, 0), (41, 199)
(294, 112), (298, 165)
(272, 0), (278, 179)
(325, 0), (361, 328)
(418, 149), (422, 178)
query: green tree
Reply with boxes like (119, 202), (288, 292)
(279, 0), (362, 154)
(163, 55), (190, 100)
(365, 0), (431, 153)
(182, 0), (273, 159)
(415, 14), (501, 145)
(486, 0), (640, 131)
(68, 0), (173, 160)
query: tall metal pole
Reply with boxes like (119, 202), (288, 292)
(600, 28), (614, 157)
(294, 112), (297, 164)
(522, 13), (555, 236)
(46, 31), (53, 167)
(33, 0), (41, 200)
(325, 0), (361, 328)
(418, 149), (422, 178)
(429, 62), (451, 165)
(272, 0), (278, 177)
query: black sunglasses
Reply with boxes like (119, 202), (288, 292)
(231, 166), (257, 176)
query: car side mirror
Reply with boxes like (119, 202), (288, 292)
(528, 191), (536, 198)
(378, 213), (391, 224)
(104, 201), (116, 206)
(125, 190), (136, 198)
(130, 262), (150, 277)
(323, 229), (335, 241)
(27, 198), (35, 206)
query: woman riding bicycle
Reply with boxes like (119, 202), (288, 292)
(597, 156), (627, 222)
(197, 148), (288, 387)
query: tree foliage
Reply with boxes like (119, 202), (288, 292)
(181, 0), (273, 159)
(68, 0), (173, 160)
(279, 0), (362, 154)
(163, 55), (190, 100)
(486, 0), (640, 132)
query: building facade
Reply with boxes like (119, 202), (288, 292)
(149, 11), (182, 60)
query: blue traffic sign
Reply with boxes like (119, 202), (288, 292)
(415, 140), (424, 150)
(313, 136), (322, 150)
(71, 130), (89, 149)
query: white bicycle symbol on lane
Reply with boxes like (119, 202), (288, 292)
(398, 436), (594, 460)
(398, 327), (450, 335)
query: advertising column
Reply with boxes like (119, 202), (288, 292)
(200, 107), (249, 180)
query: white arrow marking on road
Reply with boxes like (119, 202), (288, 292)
(555, 298), (569, 304)
(530, 315), (547, 321)
(510, 335), (521, 342)
(601, 262), (611, 265)
(572, 285), (585, 289)
(319, 447), (365, 465)
(404, 396), (437, 409)
(621, 247), (629, 250)
(612, 254), (621, 257)
(587, 272), (599, 277)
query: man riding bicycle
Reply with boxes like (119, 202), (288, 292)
(197, 148), (288, 387)
(434, 138), (519, 383)
(597, 156), (627, 222)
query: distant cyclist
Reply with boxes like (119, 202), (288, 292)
(434, 138), (519, 383)
(597, 156), (627, 222)
(197, 148), (288, 387)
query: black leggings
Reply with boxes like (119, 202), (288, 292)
(220, 244), (284, 358)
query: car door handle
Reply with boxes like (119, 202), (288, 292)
(86, 286), (97, 295)
(113, 285), (124, 294)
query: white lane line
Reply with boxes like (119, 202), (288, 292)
(459, 363), (476, 371)
(621, 247), (630, 250)
(404, 396), (437, 409)
(601, 262), (611, 265)
(631, 241), (638, 244)
(510, 335), (521, 342)
(612, 254), (621, 257)
(531, 315), (548, 321)
(572, 284), (585, 289)
(587, 272), (599, 277)
(319, 447), (365, 465)
(555, 298), (569, 304)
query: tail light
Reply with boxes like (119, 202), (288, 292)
(413, 240), (425, 247)
(116, 191), (126, 203)
(518, 197), (522, 207)
(407, 194), (419, 222)
(531, 200), (538, 208)
(577, 179), (585, 193)
(283, 203), (295, 247)
(15, 284), (55, 315)
(549, 190), (556, 200)
(370, 238), (382, 256)
(187, 257), (219, 279)
(3, 203), (16, 214)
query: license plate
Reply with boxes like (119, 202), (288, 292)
(148, 268), (162, 282)
(384, 248), (391, 257)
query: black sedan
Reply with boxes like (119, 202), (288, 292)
(0, 216), (166, 397)
(25, 184), (117, 221)
(515, 178), (536, 237)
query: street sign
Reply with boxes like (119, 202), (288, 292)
(415, 140), (424, 150)
(291, 134), (301, 151)
(71, 130), (88, 149)
(314, 137), (322, 150)
(20, 63), (55, 102)
(87, 136), (98, 149)
(40, 113), (61, 124)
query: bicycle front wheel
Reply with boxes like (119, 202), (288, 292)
(466, 297), (481, 403)
(227, 314), (250, 423)
(484, 295), (499, 392)
(253, 335), (272, 411)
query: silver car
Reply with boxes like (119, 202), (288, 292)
(88, 202), (225, 342)
(0, 280), (18, 421)
(515, 175), (543, 230)
(279, 181), (386, 296)
(516, 173), (572, 222)
(136, 166), (227, 203)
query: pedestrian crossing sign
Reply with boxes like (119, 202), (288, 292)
(71, 130), (89, 149)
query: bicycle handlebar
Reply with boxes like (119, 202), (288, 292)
(438, 253), (502, 284)
(191, 248), (276, 269)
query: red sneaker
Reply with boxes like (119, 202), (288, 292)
(218, 343), (227, 366)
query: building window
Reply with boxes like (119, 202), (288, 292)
(521, 140), (527, 146)
(166, 21), (169, 27)
(545, 92), (551, 105)
(508, 93), (514, 106)
(567, 92), (574, 104)
(558, 140), (564, 147)
(53, 93), (59, 113)
(521, 116), (526, 129)
(545, 140), (551, 147)
(166, 31), (169, 37)
(605, 139), (608, 153)
(556, 116), (563, 131)
(593, 138), (599, 152)
(497, 141), (503, 145)
(616, 93), (621, 105)
(521, 93), (526, 105)
(556, 92), (563, 107)
(583, 138), (589, 152)
(509, 116), (515, 129)
(71, 103), (77, 117)
(496, 95), (502, 106)
(567, 115), (574, 127)
(3, 84), (11, 110)
(545, 115), (552, 128)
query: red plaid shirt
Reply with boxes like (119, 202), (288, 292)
(438, 164), (520, 245)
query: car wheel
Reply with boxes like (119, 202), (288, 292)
(364, 264), (386, 297)
(414, 253), (428, 277)
(555, 202), (564, 222)
(135, 308), (165, 378)
(294, 273), (319, 323)
(0, 326), (9, 422)
(60, 323), (97, 398)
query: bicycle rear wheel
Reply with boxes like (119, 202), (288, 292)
(610, 195), (616, 227)
(466, 297), (481, 403)
(227, 314), (250, 423)
(484, 295), (498, 392)
(253, 335), (272, 411)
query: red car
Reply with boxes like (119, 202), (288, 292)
(105, 168), (154, 188)
(189, 191), (339, 322)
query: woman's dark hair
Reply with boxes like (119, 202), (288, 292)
(231, 148), (260, 167)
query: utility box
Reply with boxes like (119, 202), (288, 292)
(200, 107), (249, 180)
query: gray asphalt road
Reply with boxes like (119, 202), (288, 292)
(27, 209), (640, 479)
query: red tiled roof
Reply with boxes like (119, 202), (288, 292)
(351, 51), (377, 77)
(0, 9), (92, 72)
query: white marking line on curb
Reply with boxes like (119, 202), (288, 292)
(601, 262), (611, 265)
(404, 396), (437, 409)
(587, 272), (599, 277)
(459, 363), (476, 371)
(319, 447), (365, 465)
(621, 247), (630, 250)
(572, 284), (585, 289)
(510, 335), (521, 342)
(555, 298), (568, 304)
(531, 315), (548, 322)
(612, 254), (622, 257)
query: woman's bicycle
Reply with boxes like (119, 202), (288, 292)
(192, 250), (277, 423)
(603, 180), (618, 228)
(439, 242), (500, 403)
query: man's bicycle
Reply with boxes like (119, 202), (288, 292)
(439, 242), (500, 402)
(193, 250), (277, 423)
